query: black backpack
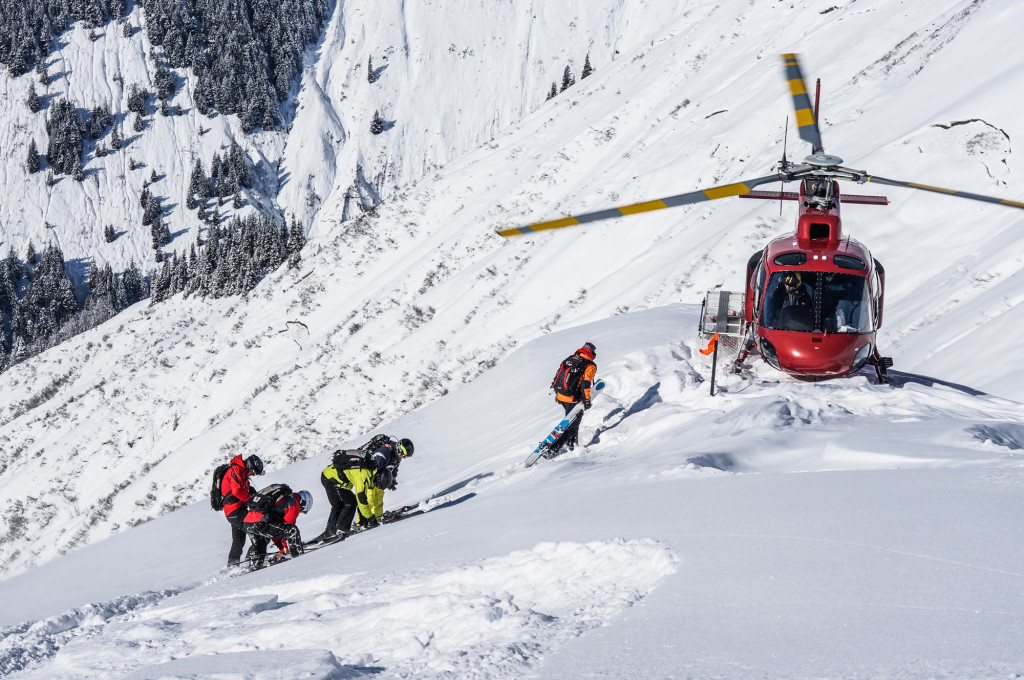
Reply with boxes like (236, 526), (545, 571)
(358, 434), (392, 453)
(332, 449), (371, 470)
(209, 463), (231, 511)
(247, 483), (293, 514)
(552, 354), (589, 398)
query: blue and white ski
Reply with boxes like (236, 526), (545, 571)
(524, 380), (605, 467)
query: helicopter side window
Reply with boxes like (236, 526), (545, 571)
(760, 271), (816, 332)
(820, 272), (873, 333)
(753, 260), (767, 314)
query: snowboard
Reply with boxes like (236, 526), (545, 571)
(525, 379), (605, 467)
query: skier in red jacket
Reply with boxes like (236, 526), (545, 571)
(243, 489), (313, 568)
(221, 454), (264, 567)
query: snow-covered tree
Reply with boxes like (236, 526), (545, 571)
(561, 64), (575, 92)
(581, 53), (593, 79)
(45, 98), (86, 175)
(26, 83), (40, 113)
(26, 139), (40, 174)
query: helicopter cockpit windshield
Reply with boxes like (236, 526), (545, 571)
(760, 271), (873, 334)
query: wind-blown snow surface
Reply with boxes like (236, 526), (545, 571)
(3, 0), (1024, 674)
(1, 307), (1024, 678)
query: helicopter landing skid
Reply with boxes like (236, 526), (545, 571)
(869, 350), (893, 385)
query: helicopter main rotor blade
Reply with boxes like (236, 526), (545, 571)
(864, 174), (1024, 210)
(781, 53), (824, 154)
(497, 173), (794, 237)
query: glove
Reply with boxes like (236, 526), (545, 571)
(583, 399), (592, 410)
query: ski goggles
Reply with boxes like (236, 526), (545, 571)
(397, 444), (410, 458)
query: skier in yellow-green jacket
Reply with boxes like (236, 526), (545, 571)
(311, 435), (413, 543)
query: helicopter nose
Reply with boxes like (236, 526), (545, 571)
(771, 332), (865, 377)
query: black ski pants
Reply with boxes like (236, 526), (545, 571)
(226, 508), (248, 567)
(558, 400), (584, 448)
(321, 475), (358, 536)
(245, 519), (302, 557)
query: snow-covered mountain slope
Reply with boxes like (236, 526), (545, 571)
(2, 0), (1024, 590)
(0, 0), (688, 273)
(0, 17), (284, 274)
(1, 307), (1023, 678)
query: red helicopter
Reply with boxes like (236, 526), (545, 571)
(498, 53), (1024, 383)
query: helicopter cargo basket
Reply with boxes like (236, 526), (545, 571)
(698, 290), (747, 395)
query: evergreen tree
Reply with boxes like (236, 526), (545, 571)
(123, 21), (133, 38)
(233, 192), (242, 209)
(151, 216), (171, 248)
(88, 103), (113, 139)
(26, 140), (40, 174)
(154, 63), (175, 100)
(188, 158), (206, 196)
(73, 160), (84, 182)
(370, 109), (384, 135)
(287, 215), (305, 254)
(104, 224), (116, 242)
(186, 193), (198, 210)
(581, 53), (593, 79)
(45, 98), (86, 175)
(561, 64), (575, 92)
(547, 82), (557, 100)
(127, 84), (148, 115)
(367, 55), (375, 83)
(45, 170), (54, 187)
(133, 113), (143, 132)
(110, 126), (122, 150)
(27, 83), (41, 113)
(150, 169), (158, 183)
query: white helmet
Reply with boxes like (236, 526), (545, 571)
(297, 490), (313, 513)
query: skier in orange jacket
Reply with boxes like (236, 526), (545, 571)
(550, 342), (597, 452)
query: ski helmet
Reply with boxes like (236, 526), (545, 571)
(374, 467), (394, 490)
(244, 454), (265, 476)
(583, 342), (596, 355)
(297, 490), (313, 513)
(398, 438), (414, 457)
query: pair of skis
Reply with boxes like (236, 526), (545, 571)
(524, 379), (605, 467)
(241, 495), (475, 572)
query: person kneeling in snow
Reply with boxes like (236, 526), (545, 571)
(243, 486), (313, 568)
